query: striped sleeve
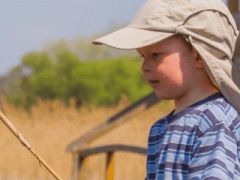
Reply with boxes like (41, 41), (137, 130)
(188, 123), (238, 180)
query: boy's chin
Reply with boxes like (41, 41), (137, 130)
(154, 91), (176, 100)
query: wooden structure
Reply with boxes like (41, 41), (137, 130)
(67, 92), (160, 180)
(72, 145), (147, 180)
(67, 92), (159, 152)
(229, 0), (239, 13)
(67, 3), (240, 180)
(233, 11), (240, 61)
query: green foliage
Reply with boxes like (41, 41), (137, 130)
(70, 56), (152, 107)
(22, 52), (54, 73)
(6, 51), (152, 109)
(5, 94), (22, 106)
(5, 66), (25, 106)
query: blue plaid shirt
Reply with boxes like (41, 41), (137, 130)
(146, 93), (240, 180)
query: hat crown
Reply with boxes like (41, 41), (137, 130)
(130, 0), (237, 31)
(129, 0), (239, 59)
(130, 0), (191, 31)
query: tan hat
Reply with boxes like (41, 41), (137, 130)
(93, 0), (240, 113)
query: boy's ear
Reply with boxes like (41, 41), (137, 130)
(193, 48), (205, 69)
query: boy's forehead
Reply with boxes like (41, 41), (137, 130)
(137, 35), (186, 53)
(137, 42), (161, 54)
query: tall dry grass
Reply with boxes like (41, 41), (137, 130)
(0, 96), (174, 180)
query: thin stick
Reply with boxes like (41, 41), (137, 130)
(0, 111), (63, 180)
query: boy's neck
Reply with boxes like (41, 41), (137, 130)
(173, 87), (220, 114)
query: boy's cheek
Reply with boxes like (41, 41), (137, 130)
(155, 66), (182, 79)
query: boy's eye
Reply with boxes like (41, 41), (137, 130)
(152, 53), (160, 58)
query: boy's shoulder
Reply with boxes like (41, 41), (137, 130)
(192, 94), (240, 137)
(152, 93), (240, 138)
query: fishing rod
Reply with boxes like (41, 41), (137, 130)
(0, 111), (63, 180)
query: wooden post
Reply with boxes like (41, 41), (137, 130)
(73, 152), (79, 180)
(79, 156), (88, 180)
(228, 0), (239, 13)
(106, 152), (115, 180)
(233, 11), (240, 54)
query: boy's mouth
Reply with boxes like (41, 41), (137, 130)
(148, 80), (160, 87)
(150, 80), (159, 83)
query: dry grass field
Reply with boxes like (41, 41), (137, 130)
(0, 95), (174, 180)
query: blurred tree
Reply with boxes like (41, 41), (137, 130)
(70, 57), (151, 107)
(5, 37), (151, 110)
(55, 51), (81, 104)
(22, 52), (54, 73)
(5, 66), (24, 106)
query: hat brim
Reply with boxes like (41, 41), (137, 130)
(191, 40), (240, 113)
(93, 27), (174, 50)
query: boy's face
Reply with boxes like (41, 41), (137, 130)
(137, 35), (201, 100)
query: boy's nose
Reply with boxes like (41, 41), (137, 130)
(141, 59), (152, 72)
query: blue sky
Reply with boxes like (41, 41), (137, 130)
(0, 0), (229, 76)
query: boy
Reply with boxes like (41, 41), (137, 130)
(93, 0), (240, 179)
